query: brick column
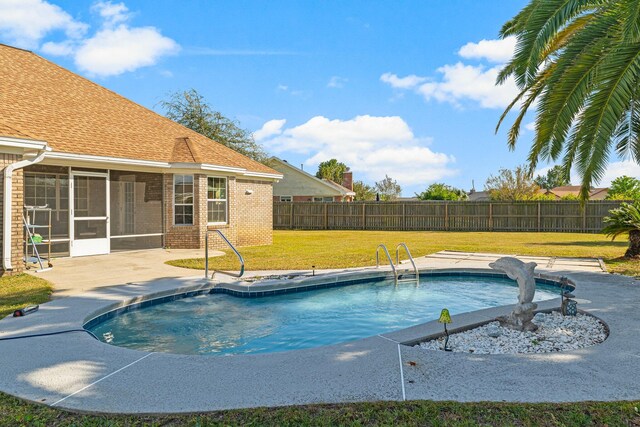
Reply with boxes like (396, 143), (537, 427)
(0, 153), (25, 275)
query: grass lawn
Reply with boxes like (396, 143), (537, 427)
(168, 230), (637, 275)
(1, 392), (639, 426)
(0, 273), (53, 318)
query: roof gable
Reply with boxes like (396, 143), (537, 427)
(269, 157), (355, 196)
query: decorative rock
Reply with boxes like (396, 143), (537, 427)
(486, 324), (501, 338)
(417, 311), (607, 355)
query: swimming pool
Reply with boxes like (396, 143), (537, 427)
(88, 274), (561, 356)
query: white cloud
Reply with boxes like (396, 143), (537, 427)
(598, 161), (640, 187)
(253, 119), (286, 141)
(381, 38), (520, 109)
(524, 121), (536, 132)
(534, 161), (640, 187)
(75, 25), (179, 76)
(0, 0), (178, 77)
(327, 76), (347, 88)
(91, 1), (131, 28)
(41, 40), (76, 56)
(380, 72), (427, 89)
(417, 63), (519, 109)
(259, 115), (457, 186)
(458, 36), (516, 63)
(0, 0), (87, 49)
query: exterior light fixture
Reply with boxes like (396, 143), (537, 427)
(245, 189), (254, 195)
(438, 308), (452, 351)
(560, 276), (577, 316)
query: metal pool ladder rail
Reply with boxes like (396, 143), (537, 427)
(396, 243), (419, 282)
(376, 244), (397, 282)
(205, 230), (245, 279)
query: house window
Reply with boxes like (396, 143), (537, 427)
(174, 175), (194, 225)
(207, 177), (227, 224)
(313, 197), (334, 202)
(280, 195), (292, 202)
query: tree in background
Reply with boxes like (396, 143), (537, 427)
(496, 0), (640, 200)
(416, 183), (468, 201)
(316, 159), (348, 183)
(159, 89), (268, 163)
(534, 165), (570, 190)
(485, 165), (542, 201)
(606, 176), (640, 200)
(603, 201), (640, 258)
(375, 175), (402, 201)
(353, 180), (376, 201)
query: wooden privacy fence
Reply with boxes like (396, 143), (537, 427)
(273, 200), (625, 233)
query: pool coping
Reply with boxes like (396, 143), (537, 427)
(0, 264), (639, 413)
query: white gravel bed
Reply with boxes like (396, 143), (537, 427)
(417, 311), (607, 354)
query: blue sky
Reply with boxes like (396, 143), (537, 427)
(2, 0), (638, 195)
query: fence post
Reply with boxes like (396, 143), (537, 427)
(362, 203), (366, 230)
(402, 203), (406, 230)
(489, 203), (493, 231)
(290, 203), (294, 230)
(324, 203), (328, 230)
(445, 202), (449, 231)
(537, 202), (541, 232)
(583, 202), (587, 231)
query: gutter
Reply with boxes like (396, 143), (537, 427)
(3, 149), (48, 270)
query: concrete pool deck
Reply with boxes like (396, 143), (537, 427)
(1, 252), (638, 413)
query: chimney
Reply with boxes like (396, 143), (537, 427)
(342, 171), (353, 191)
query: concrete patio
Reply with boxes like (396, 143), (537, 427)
(1, 251), (638, 413)
(28, 248), (222, 297)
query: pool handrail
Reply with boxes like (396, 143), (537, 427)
(205, 229), (245, 279)
(396, 243), (419, 282)
(376, 244), (397, 283)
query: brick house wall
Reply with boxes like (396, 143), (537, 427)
(0, 153), (25, 275)
(164, 173), (273, 250)
(235, 179), (273, 246)
(0, 170), (273, 270)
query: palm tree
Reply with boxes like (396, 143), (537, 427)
(496, 0), (640, 200)
(603, 202), (640, 258)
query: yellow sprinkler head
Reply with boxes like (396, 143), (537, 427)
(438, 308), (452, 324)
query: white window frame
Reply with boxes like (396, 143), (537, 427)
(173, 174), (194, 226)
(280, 195), (292, 202)
(207, 176), (228, 225)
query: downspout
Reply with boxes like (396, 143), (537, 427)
(3, 150), (48, 270)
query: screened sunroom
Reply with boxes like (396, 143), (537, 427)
(23, 165), (164, 257)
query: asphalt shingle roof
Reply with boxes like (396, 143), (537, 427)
(0, 44), (276, 175)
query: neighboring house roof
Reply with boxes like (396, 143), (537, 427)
(0, 44), (277, 175)
(467, 190), (491, 201)
(541, 186), (609, 200)
(269, 157), (356, 197)
(322, 178), (356, 196)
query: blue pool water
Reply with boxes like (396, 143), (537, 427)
(88, 276), (560, 356)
